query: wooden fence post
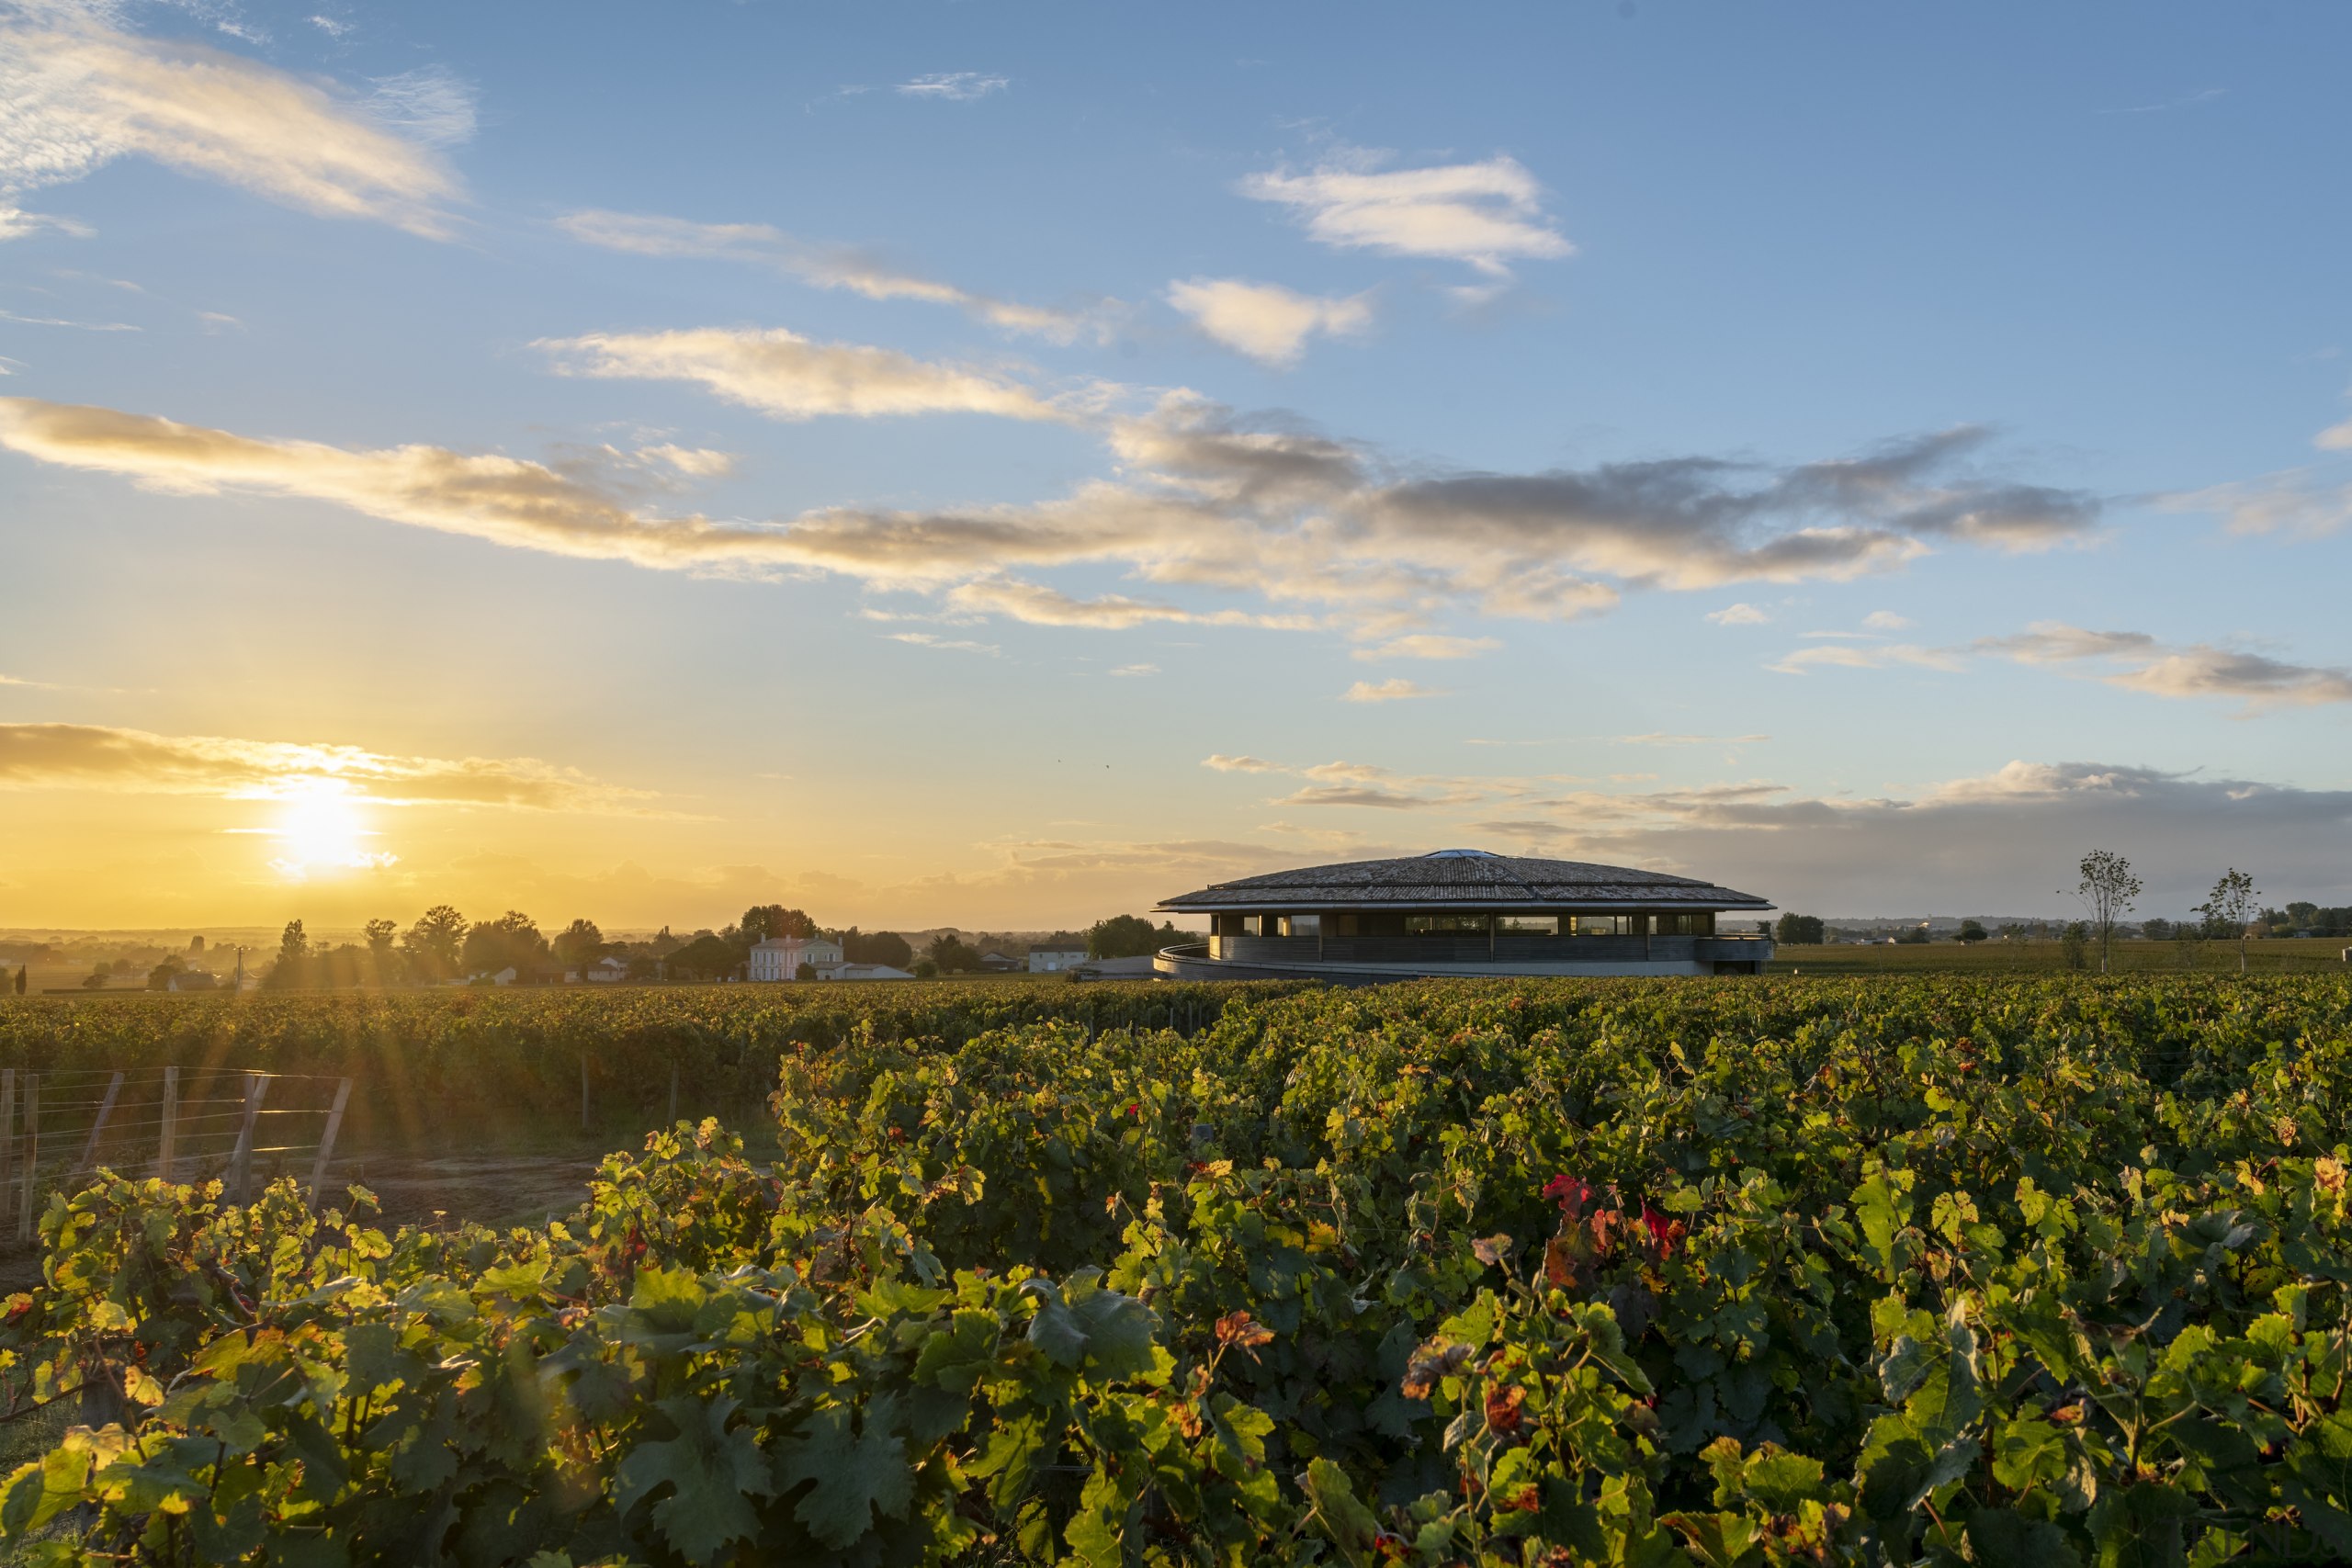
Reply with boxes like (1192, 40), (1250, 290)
(0, 1069), (15, 1229)
(72, 1072), (124, 1178)
(308, 1078), (352, 1208)
(16, 1075), (36, 1241)
(156, 1067), (178, 1180)
(228, 1074), (267, 1205)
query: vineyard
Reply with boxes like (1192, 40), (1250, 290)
(0, 982), (1306, 1156)
(6, 974), (2352, 1563)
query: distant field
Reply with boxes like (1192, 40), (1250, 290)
(1769, 934), (2347, 975)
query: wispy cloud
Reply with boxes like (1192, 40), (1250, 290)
(1166, 276), (1373, 367)
(361, 67), (477, 147)
(1769, 643), (1966, 675)
(554, 209), (1115, 343)
(0, 307), (137, 331)
(2103, 86), (2225, 115)
(0, 207), (92, 241)
(887, 631), (1001, 656)
(636, 443), (734, 478)
(1340, 677), (1442, 703)
(537, 327), (1082, 423)
(1239, 152), (1571, 280)
(1975, 620), (2352, 711)
(896, 72), (1008, 100)
(1351, 633), (1498, 661)
(0, 722), (659, 811)
(942, 577), (1313, 630)
(1612, 732), (1772, 748)
(1275, 783), (1451, 809)
(1973, 623), (2159, 664)
(1109, 662), (1159, 677)
(2163, 467), (2352, 538)
(1706, 603), (1770, 626)
(0, 3), (468, 238)
(0, 393), (2100, 640)
(1205, 753), (1508, 813)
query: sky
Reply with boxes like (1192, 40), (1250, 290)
(3, 0), (2351, 932)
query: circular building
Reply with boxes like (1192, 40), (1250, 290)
(1154, 848), (1774, 981)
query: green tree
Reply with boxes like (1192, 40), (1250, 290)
(402, 905), (467, 983)
(2061, 920), (2089, 970)
(662, 933), (738, 982)
(461, 911), (552, 981)
(1087, 915), (1181, 959)
(2064, 850), (2141, 975)
(1773, 913), (1825, 945)
(1957, 919), (1986, 943)
(363, 919), (397, 955)
(835, 929), (913, 968)
(145, 955), (186, 990)
(553, 918), (606, 976)
(11, 965), (23, 995)
(741, 905), (817, 943)
(923, 933), (981, 974)
(263, 920), (310, 989)
(2195, 867), (2261, 976)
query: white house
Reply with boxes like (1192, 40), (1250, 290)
(1028, 948), (1088, 974)
(748, 934), (844, 981)
(584, 956), (629, 984)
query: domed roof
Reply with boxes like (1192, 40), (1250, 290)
(1159, 849), (1769, 911)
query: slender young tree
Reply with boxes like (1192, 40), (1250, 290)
(2063, 851), (2142, 976)
(2196, 868), (2261, 976)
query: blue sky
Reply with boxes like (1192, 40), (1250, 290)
(2, 0), (2348, 930)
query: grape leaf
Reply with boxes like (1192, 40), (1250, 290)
(614, 1394), (773, 1564)
(775, 1396), (915, 1550)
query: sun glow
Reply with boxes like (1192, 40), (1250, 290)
(253, 780), (400, 880)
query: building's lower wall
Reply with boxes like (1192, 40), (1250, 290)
(1154, 946), (1764, 985)
(1204, 933), (1771, 968)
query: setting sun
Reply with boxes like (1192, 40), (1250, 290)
(258, 783), (396, 881)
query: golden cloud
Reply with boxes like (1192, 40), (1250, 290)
(0, 723), (664, 813)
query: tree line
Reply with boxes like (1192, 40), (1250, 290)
(1772, 856), (2297, 974)
(137, 905), (1198, 989)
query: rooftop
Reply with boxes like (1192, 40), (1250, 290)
(1159, 849), (1770, 912)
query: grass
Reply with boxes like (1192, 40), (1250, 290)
(1766, 935), (2346, 976)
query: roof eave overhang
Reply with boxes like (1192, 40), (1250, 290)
(1155, 895), (1772, 913)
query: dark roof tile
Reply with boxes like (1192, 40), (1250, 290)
(1159, 850), (1769, 911)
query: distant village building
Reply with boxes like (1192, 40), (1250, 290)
(831, 963), (914, 982)
(1028, 948), (1088, 974)
(1156, 850), (1774, 981)
(978, 952), (1025, 973)
(748, 933), (845, 982)
(584, 956), (629, 983)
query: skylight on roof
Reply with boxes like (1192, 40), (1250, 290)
(1423, 849), (1498, 859)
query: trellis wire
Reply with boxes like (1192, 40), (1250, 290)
(0, 1066), (354, 1243)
